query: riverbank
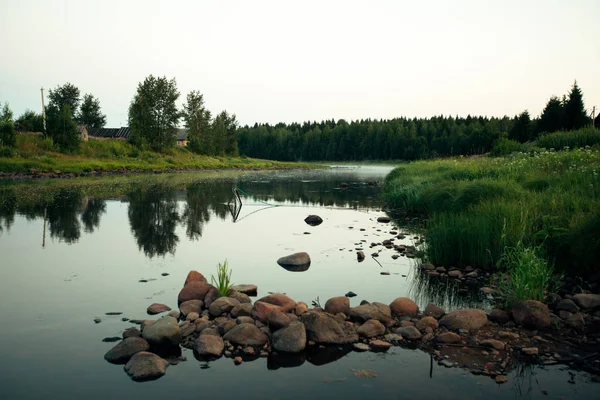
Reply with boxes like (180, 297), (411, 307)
(0, 134), (316, 177)
(382, 148), (600, 278)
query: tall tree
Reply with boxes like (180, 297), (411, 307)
(46, 104), (80, 152)
(15, 109), (43, 132)
(564, 81), (590, 130)
(222, 111), (239, 156)
(48, 83), (81, 116)
(78, 94), (106, 128)
(537, 96), (564, 134)
(0, 103), (16, 147)
(128, 75), (180, 152)
(182, 90), (212, 154)
(509, 111), (532, 143)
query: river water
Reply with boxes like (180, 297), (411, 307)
(0, 166), (596, 399)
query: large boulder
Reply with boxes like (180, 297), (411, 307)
(257, 293), (297, 312)
(203, 287), (220, 308)
(301, 311), (358, 344)
(389, 297), (418, 317)
(104, 337), (149, 364)
(231, 303), (253, 318)
(324, 296), (350, 315)
(573, 294), (600, 310)
(209, 297), (240, 317)
(439, 309), (487, 330)
(179, 300), (203, 317)
(277, 253), (311, 270)
(304, 215), (323, 226)
(415, 316), (439, 331)
(436, 332), (461, 344)
(424, 303), (445, 319)
(356, 319), (386, 338)
(142, 316), (182, 346)
(272, 321), (306, 353)
(223, 323), (268, 346)
(184, 270), (207, 286)
(253, 301), (284, 323)
(124, 351), (168, 382)
(267, 310), (291, 330)
(193, 335), (224, 357)
(348, 302), (392, 323)
(396, 325), (422, 340)
(512, 300), (551, 330)
(178, 281), (214, 304)
(231, 284), (258, 297)
(147, 303), (171, 315)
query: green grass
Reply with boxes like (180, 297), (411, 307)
(211, 260), (233, 297)
(0, 134), (317, 174)
(537, 128), (600, 150)
(383, 145), (600, 276)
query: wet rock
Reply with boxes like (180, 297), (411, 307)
(353, 343), (370, 352)
(102, 337), (122, 343)
(495, 375), (507, 384)
(231, 284), (258, 297)
(184, 270), (207, 286)
(180, 323), (196, 337)
(123, 327), (142, 339)
(203, 287), (220, 308)
(512, 301), (551, 330)
(357, 319), (386, 338)
(324, 296), (350, 315)
(193, 335), (224, 357)
(209, 297), (240, 317)
(277, 252), (311, 270)
(142, 316), (182, 346)
(186, 312), (200, 322)
(448, 270), (462, 278)
(424, 304), (445, 319)
(217, 320), (237, 335)
(421, 263), (435, 271)
(199, 327), (220, 337)
(272, 321), (306, 353)
(124, 351), (168, 382)
(436, 332), (461, 344)
(258, 293), (297, 312)
(179, 300), (203, 317)
(348, 302), (392, 323)
(558, 310), (573, 320)
(295, 302), (309, 316)
(147, 303), (171, 315)
(573, 294), (600, 310)
(377, 216), (391, 223)
(268, 310), (291, 330)
(227, 290), (251, 304)
(304, 215), (323, 226)
(253, 301), (284, 323)
(566, 313), (585, 330)
(236, 316), (254, 325)
(556, 299), (580, 314)
(439, 309), (488, 330)
(489, 309), (510, 324)
(370, 340), (392, 351)
(480, 339), (506, 351)
(415, 316), (439, 331)
(389, 297), (418, 317)
(498, 331), (519, 340)
(168, 310), (180, 319)
(357, 251), (365, 262)
(178, 281), (214, 304)
(104, 337), (150, 364)
(223, 323), (268, 346)
(231, 303), (253, 318)
(94, 318), (101, 324)
(521, 347), (538, 356)
(396, 326), (422, 340)
(301, 311), (358, 344)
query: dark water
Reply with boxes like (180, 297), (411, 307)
(0, 166), (596, 399)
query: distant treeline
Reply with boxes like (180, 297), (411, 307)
(238, 81), (597, 161)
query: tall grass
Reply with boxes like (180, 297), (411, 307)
(211, 260), (233, 297)
(537, 128), (600, 150)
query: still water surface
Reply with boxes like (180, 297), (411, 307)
(0, 166), (596, 399)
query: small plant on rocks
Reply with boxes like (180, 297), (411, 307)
(211, 259), (233, 297)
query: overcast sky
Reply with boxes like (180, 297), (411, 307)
(1, 0), (598, 127)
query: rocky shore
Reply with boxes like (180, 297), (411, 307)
(102, 269), (600, 383)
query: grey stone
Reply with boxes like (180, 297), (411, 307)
(124, 351), (168, 381)
(104, 337), (149, 364)
(142, 316), (182, 346)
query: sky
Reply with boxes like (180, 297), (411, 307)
(1, 0), (599, 127)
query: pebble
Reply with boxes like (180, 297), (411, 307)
(495, 375), (507, 384)
(94, 318), (101, 324)
(234, 357), (243, 365)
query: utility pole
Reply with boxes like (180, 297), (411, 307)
(40, 87), (47, 133)
(592, 106), (596, 127)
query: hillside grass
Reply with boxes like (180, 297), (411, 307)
(383, 146), (600, 276)
(0, 134), (315, 174)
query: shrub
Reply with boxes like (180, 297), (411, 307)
(537, 128), (600, 150)
(491, 138), (525, 157)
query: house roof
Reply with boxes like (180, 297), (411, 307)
(88, 127), (188, 140)
(176, 128), (188, 141)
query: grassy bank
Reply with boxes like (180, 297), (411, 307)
(382, 147), (600, 276)
(0, 134), (313, 175)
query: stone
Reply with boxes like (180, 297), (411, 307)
(104, 337), (150, 364)
(209, 297), (240, 317)
(122, 327), (142, 339)
(234, 356), (243, 365)
(324, 296), (350, 315)
(384, 333), (403, 342)
(521, 347), (539, 356)
(357, 319), (386, 338)
(124, 352), (168, 381)
(480, 339), (505, 351)
(357, 251), (365, 262)
(267, 310), (291, 330)
(184, 270), (207, 286)
(178, 281), (214, 304)
(498, 331), (519, 340)
(353, 343), (370, 351)
(448, 270), (462, 278)
(272, 321), (306, 353)
(304, 215), (323, 226)
(180, 323), (196, 337)
(223, 323), (268, 346)
(370, 340), (392, 351)
(236, 316), (254, 325)
(231, 284), (258, 297)
(277, 252), (311, 269)
(512, 301), (551, 330)
(495, 375), (507, 384)
(199, 327), (220, 337)
(556, 299), (580, 314)
(389, 297), (418, 317)
(558, 310), (573, 320)
(295, 302), (309, 316)
(377, 216), (391, 223)
(253, 301), (284, 323)
(186, 312), (200, 321)
(439, 309), (488, 330)
(396, 326), (422, 340)
(566, 313), (585, 330)
(572, 294), (600, 310)
(421, 263), (435, 271)
(436, 332), (462, 344)
(142, 316), (182, 346)
(147, 303), (171, 315)
(301, 311), (358, 344)
(179, 300), (203, 317)
(227, 290), (252, 304)
(348, 302), (392, 323)
(489, 309), (510, 324)
(424, 303), (445, 319)
(218, 320), (238, 335)
(193, 335), (224, 357)
(203, 287), (220, 308)
(415, 316), (438, 331)
(257, 293), (297, 312)
(231, 303), (253, 318)
(168, 310), (180, 319)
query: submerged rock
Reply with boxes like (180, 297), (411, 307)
(104, 337), (149, 364)
(124, 351), (168, 381)
(147, 303), (171, 315)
